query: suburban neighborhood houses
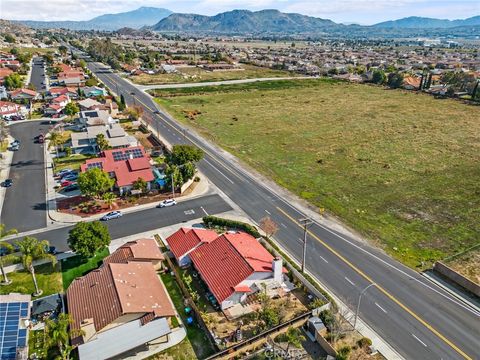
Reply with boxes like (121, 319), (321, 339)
(1, 4), (480, 360)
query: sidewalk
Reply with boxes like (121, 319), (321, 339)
(0, 135), (14, 219)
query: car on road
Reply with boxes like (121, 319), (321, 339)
(157, 199), (177, 208)
(10, 144), (19, 151)
(101, 211), (123, 221)
(10, 139), (20, 147)
(1, 179), (13, 187)
(62, 183), (79, 192)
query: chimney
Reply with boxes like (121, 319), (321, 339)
(272, 257), (283, 283)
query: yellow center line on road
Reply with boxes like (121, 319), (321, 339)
(276, 206), (472, 360)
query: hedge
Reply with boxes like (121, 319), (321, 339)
(202, 216), (261, 238)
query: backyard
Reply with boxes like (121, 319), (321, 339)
(129, 64), (299, 85)
(160, 272), (215, 359)
(154, 79), (480, 267)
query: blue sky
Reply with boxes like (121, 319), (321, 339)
(1, 0), (479, 24)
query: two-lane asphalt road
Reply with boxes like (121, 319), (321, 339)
(84, 59), (480, 360)
(30, 57), (47, 93)
(7, 194), (232, 252)
(1, 121), (52, 232)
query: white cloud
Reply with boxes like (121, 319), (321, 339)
(0, 0), (478, 24)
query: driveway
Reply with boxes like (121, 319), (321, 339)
(1, 121), (53, 232)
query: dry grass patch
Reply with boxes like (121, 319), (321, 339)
(154, 79), (480, 267)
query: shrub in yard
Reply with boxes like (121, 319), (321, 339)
(202, 216), (261, 238)
(336, 346), (351, 360)
(357, 337), (372, 349)
(319, 309), (335, 331)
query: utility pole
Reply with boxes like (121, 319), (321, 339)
(354, 283), (376, 329)
(299, 217), (313, 273)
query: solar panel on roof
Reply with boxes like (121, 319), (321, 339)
(87, 162), (103, 170)
(112, 148), (144, 162)
(0, 301), (29, 360)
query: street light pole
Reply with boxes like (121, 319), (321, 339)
(354, 282), (376, 329)
(299, 217), (313, 273)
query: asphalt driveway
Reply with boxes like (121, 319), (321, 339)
(1, 121), (53, 232)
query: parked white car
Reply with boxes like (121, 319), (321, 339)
(157, 199), (177, 208)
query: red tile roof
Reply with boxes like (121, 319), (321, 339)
(190, 235), (255, 303)
(81, 146), (154, 188)
(67, 242), (174, 345)
(103, 238), (164, 265)
(9, 88), (37, 97)
(223, 232), (275, 272)
(52, 94), (69, 103)
(166, 228), (219, 260)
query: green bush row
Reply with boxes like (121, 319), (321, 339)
(202, 216), (261, 238)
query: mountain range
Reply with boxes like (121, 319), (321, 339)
(17, 7), (172, 31)
(374, 16), (480, 28)
(152, 9), (338, 34)
(8, 7), (480, 34)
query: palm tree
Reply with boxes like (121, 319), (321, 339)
(48, 131), (63, 159)
(0, 224), (18, 285)
(45, 313), (84, 360)
(16, 236), (56, 297)
(283, 326), (305, 355)
(102, 192), (117, 209)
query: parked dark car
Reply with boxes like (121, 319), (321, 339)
(1, 179), (13, 187)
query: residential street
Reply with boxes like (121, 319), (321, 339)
(6, 193), (232, 251)
(1, 121), (52, 232)
(84, 58), (480, 360)
(30, 56), (47, 92)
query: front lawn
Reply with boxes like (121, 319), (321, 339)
(61, 248), (109, 290)
(0, 263), (62, 296)
(160, 272), (215, 359)
(53, 154), (93, 172)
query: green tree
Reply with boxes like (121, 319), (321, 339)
(77, 168), (114, 199)
(64, 102), (79, 117)
(0, 224), (18, 285)
(170, 145), (204, 165)
(16, 236), (57, 297)
(68, 221), (111, 258)
(4, 34), (16, 43)
(119, 94), (126, 111)
(281, 327), (305, 354)
(95, 133), (110, 151)
(45, 313), (83, 360)
(132, 177), (148, 193)
(48, 131), (64, 159)
(102, 192), (117, 209)
(180, 161), (196, 181)
(78, 59), (87, 70)
(58, 45), (68, 56)
(3, 73), (22, 90)
(165, 164), (183, 189)
(387, 72), (404, 89)
(85, 78), (98, 87)
(372, 69), (386, 85)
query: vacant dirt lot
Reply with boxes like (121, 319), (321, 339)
(154, 79), (480, 267)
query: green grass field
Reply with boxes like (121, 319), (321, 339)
(130, 64), (298, 85)
(154, 79), (480, 267)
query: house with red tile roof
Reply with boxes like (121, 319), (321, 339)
(167, 229), (288, 310)
(9, 88), (39, 101)
(66, 238), (176, 360)
(165, 228), (219, 267)
(80, 145), (155, 195)
(0, 67), (13, 84)
(0, 101), (25, 116)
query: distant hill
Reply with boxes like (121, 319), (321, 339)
(374, 15), (480, 28)
(17, 7), (172, 31)
(153, 9), (340, 34)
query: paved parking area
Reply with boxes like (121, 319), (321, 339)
(1, 121), (53, 232)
